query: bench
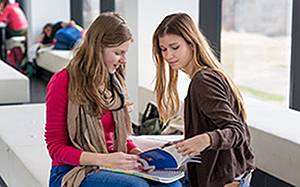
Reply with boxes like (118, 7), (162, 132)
(0, 103), (181, 187)
(5, 36), (26, 53)
(0, 61), (29, 104)
(0, 104), (48, 187)
(36, 50), (72, 73)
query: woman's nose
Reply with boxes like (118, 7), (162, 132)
(165, 50), (174, 61)
(119, 55), (127, 64)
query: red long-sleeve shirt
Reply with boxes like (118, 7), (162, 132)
(45, 69), (137, 166)
(0, 3), (28, 31)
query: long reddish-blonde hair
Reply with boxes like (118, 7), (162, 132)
(67, 12), (132, 115)
(152, 13), (247, 122)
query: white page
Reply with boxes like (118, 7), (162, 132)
(163, 144), (189, 168)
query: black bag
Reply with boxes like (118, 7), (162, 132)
(133, 102), (163, 135)
(141, 102), (160, 123)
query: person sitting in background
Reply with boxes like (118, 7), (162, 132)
(36, 21), (83, 46)
(36, 23), (54, 46)
(0, 0), (28, 39)
(28, 21), (83, 63)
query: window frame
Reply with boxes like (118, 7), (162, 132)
(199, 0), (300, 112)
(198, 0), (221, 61)
(290, 0), (300, 111)
(71, 0), (84, 27)
(100, 0), (115, 12)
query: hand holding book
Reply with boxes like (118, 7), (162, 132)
(98, 144), (201, 183)
(175, 133), (211, 156)
(138, 144), (202, 171)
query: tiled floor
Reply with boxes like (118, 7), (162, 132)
(252, 169), (296, 187)
(29, 65), (54, 103)
(29, 75), (48, 103)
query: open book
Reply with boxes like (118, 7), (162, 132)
(100, 145), (201, 183)
(139, 144), (193, 170)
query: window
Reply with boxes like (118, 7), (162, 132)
(221, 0), (293, 106)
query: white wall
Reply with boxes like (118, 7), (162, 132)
(26, 0), (70, 46)
(116, 0), (199, 123)
(116, 0), (139, 123)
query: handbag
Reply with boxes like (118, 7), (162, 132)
(133, 102), (163, 135)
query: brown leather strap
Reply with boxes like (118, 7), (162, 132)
(224, 181), (240, 187)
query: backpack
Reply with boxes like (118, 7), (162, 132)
(6, 47), (24, 69)
(54, 26), (81, 50)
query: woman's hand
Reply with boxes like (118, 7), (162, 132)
(80, 151), (141, 170)
(98, 152), (141, 169)
(176, 133), (211, 156)
(129, 147), (143, 155)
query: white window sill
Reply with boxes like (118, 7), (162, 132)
(246, 96), (300, 145)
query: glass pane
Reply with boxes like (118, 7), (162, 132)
(83, 0), (100, 28)
(221, 0), (292, 106)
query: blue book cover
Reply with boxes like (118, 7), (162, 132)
(138, 144), (191, 170)
(139, 148), (178, 169)
(99, 145), (200, 183)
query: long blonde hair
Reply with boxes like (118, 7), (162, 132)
(152, 13), (246, 122)
(67, 12), (132, 116)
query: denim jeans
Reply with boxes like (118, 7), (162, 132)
(235, 170), (253, 187)
(238, 178), (251, 187)
(49, 166), (182, 187)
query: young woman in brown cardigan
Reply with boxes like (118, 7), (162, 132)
(152, 13), (255, 187)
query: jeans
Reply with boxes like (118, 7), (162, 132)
(49, 166), (182, 187)
(235, 170), (253, 187)
(238, 177), (251, 187)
